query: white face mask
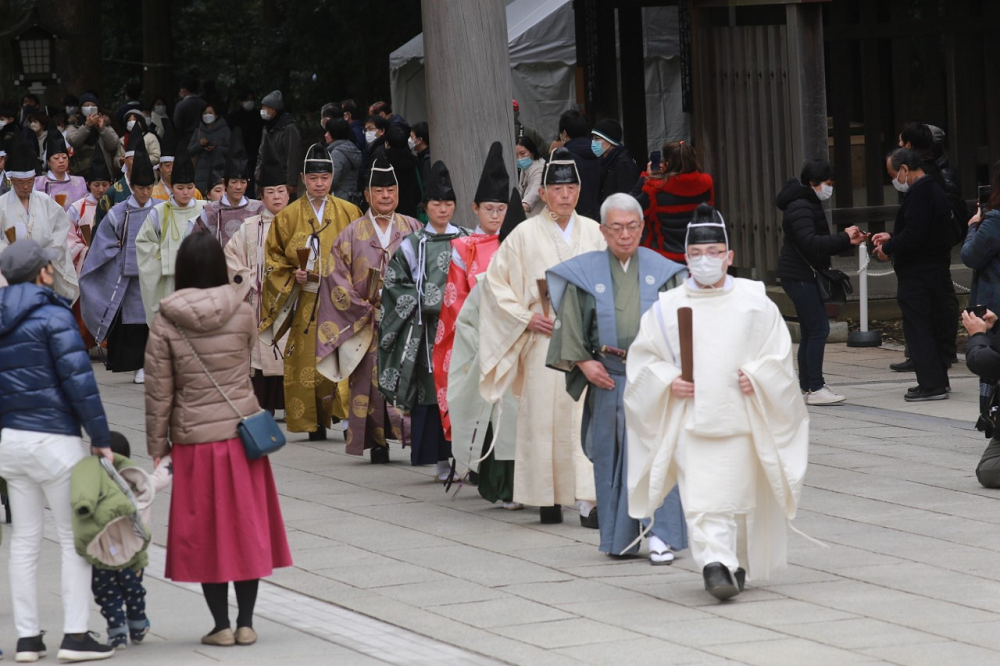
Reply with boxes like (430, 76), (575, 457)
(153, 105), (167, 116)
(892, 171), (910, 193)
(82, 105), (97, 117)
(29, 122), (41, 132)
(407, 136), (417, 151)
(687, 253), (728, 287)
(816, 183), (834, 201)
(259, 109), (270, 121)
(65, 106), (78, 116)
(202, 113), (216, 125)
(242, 101), (255, 111)
(0, 119), (7, 129)
(126, 120), (136, 131)
(364, 130), (377, 144)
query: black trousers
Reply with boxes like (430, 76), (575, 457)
(897, 268), (954, 390)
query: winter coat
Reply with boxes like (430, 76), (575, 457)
(144, 284), (260, 458)
(385, 146), (422, 218)
(880, 175), (952, 277)
(189, 119), (231, 195)
(562, 137), (602, 221)
(327, 139), (362, 204)
(518, 158), (545, 217)
(254, 112), (302, 190)
(65, 123), (119, 178)
(71, 454), (152, 570)
(776, 179), (851, 282)
(634, 170), (715, 261)
(962, 208), (1000, 311)
(173, 94), (207, 151)
(598, 145), (640, 203)
(0, 283), (110, 447)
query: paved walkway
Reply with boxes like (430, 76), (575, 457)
(2, 344), (999, 665)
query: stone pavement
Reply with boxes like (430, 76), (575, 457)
(2, 344), (1000, 665)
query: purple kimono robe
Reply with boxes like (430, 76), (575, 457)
(197, 195), (264, 248)
(79, 195), (155, 343)
(316, 212), (421, 455)
(34, 172), (88, 211)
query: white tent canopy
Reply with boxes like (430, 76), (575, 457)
(389, 0), (689, 156)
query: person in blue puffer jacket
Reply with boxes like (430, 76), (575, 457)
(0, 239), (116, 662)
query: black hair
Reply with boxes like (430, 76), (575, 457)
(412, 121), (429, 145)
(799, 158), (834, 186)
(63, 94), (79, 106)
(366, 115), (390, 132)
(325, 118), (351, 142)
(899, 122), (933, 152)
(517, 136), (539, 159)
(371, 100), (392, 115)
(558, 109), (591, 139)
(887, 147), (924, 172)
(180, 76), (200, 94)
(320, 102), (342, 119)
(125, 83), (142, 100)
(23, 93), (39, 106)
(340, 99), (359, 119)
(175, 232), (229, 290)
(108, 431), (131, 458)
(385, 124), (409, 149)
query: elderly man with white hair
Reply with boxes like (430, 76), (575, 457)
(545, 193), (689, 563)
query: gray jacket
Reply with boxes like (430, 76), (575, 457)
(327, 139), (362, 204)
(254, 112), (302, 190)
(189, 119), (231, 194)
(65, 123), (119, 177)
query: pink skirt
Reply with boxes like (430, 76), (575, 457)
(165, 437), (293, 583)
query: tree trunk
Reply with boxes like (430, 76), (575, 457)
(142, 0), (173, 102)
(38, 0), (101, 105)
(421, 0), (516, 225)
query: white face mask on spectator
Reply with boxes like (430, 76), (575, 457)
(65, 106), (78, 116)
(407, 136), (417, 151)
(242, 101), (254, 111)
(126, 120), (136, 131)
(202, 113), (216, 125)
(260, 109), (270, 121)
(816, 183), (834, 201)
(153, 105), (167, 116)
(365, 130), (377, 144)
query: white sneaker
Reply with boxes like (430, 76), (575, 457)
(133, 368), (145, 384)
(806, 386), (845, 405)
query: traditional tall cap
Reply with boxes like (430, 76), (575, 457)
(86, 148), (113, 183)
(170, 140), (196, 185)
(474, 141), (510, 204)
(123, 124), (144, 159)
(45, 121), (68, 159)
(684, 203), (728, 248)
(591, 118), (623, 146)
(543, 147), (580, 185)
(424, 160), (456, 202)
(158, 117), (177, 162)
(302, 143), (333, 174)
(5, 130), (37, 179)
(129, 127), (156, 187)
(224, 127), (249, 180)
(257, 136), (284, 189)
(499, 187), (527, 244)
(368, 157), (397, 189)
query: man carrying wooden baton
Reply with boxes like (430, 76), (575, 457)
(623, 203), (810, 601)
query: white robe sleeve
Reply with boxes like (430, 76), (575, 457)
(135, 211), (162, 326)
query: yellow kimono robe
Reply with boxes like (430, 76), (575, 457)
(260, 194), (360, 433)
(479, 210), (606, 507)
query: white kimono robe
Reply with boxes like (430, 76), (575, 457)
(479, 210), (606, 507)
(624, 277), (809, 580)
(224, 208), (286, 376)
(0, 190), (79, 301)
(135, 196), (206, 325)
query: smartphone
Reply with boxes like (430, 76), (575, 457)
(650, 151), (661, 172)
(967, 304), (988, 318)
(979, 185), (992, 211)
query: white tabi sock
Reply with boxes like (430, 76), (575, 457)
(436, 460), (451, 475)
(648, 535), (669, 553)
(576, 500), (596, 518)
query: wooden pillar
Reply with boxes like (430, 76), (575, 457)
(618, 6), (648, 160)
(785, 3), (828, 179)
(38, 0), (101, 105)
(421, 0), (516, 224)
(141, 0), (172, 102)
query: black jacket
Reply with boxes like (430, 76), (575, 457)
(776, 179), (851, 282)
(599, 146), (640, 203)
(881, 175), (952, 276)
(385, 146), (422, 218)
(967, 330), (1000, 382)
(563, 137), (602, 220)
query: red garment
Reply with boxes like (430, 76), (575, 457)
(639, 170), (715, 262)
(165, 437), (292, 583)
(432, 233), (500, 440)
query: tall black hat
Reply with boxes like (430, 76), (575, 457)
(685, 203), (728, 247)
(170, 140), (196, 186)
(367, 157), (397, 189)
(158, 118), (177, 162)
(123, 124), (144, 159)
(424, 160), (456, 202)
(257, 136), (285, 189)
(474, 141), (510, 204)
(86, 147), (113, 183)
(224, 127), (249, 181)
(44, 122), (68, 161)
(302, 142), (333, 174)
(129, 127), (156, 187)
(499, 187), (527, 244)
(543, 147), (580, 185)
(5, 130), (37, 179)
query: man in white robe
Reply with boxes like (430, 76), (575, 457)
(479, 148), (606, 526)
(624, 204), (809, 600)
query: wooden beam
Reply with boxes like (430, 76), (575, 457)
(618, 6), (648, 160)
(785, 3), (828, 176)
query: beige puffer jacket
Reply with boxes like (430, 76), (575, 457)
(144, 285), (260, 457)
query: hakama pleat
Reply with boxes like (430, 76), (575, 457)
(105, 310), (148, 372)
(251, 370), (285, 412)
(409, 405), (451, 466)
(476, 425), (515, 503)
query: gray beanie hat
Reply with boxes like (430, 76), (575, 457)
(0, 240), (60, 285)
(261, 90), (284, 111)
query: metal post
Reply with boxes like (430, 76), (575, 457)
(847, 242), (882, 347)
